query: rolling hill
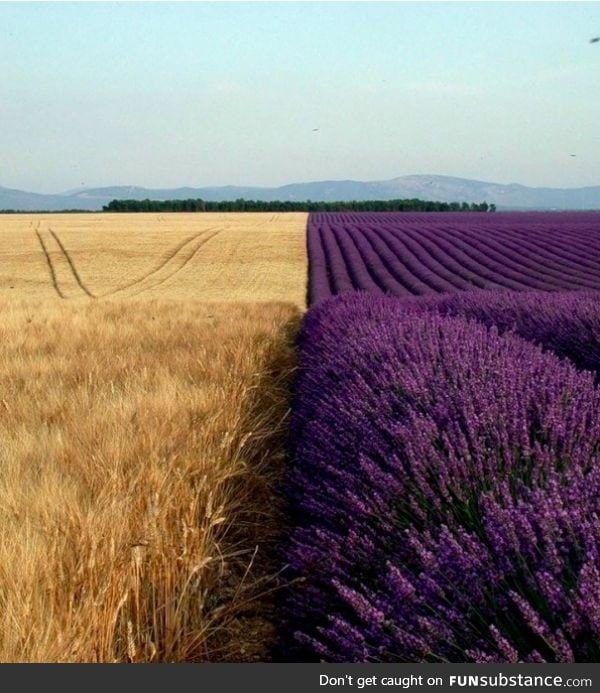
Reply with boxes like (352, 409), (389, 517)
(1, 175), (600, 211)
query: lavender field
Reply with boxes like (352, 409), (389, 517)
(280, 212), (600, 662)
(308, 212), (600, 304)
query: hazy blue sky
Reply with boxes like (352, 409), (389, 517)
(1, 1), (599, 192)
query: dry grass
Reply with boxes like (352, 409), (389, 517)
(0, 297), (301, 662)
(0, 213), (307, 305)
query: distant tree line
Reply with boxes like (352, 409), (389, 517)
(102, 198), (497, 213)
(0, 198), (497, 214)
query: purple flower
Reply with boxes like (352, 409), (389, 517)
(280, 293), (600, 662)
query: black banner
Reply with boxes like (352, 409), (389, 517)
(0, 664), (598, 693)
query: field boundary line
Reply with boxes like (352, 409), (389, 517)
(49, 230), (95, 298)
(35, 229), (65, 299)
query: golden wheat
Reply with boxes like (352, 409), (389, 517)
(0, 213), (307, 305)
(0, 203), (311, 665)
(0, 212), (307, 661)
(0, 298), (301, 661)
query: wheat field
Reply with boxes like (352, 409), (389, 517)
(0, 213), (307, 662)
(1, 212), (307, 304)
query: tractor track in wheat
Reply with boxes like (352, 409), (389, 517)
(106, 227), (219, 297)
(48, 230), (95, 298)
(35, 229), (65, 299)
(120, 228), (223, 297)
(34, 226), (222, 300)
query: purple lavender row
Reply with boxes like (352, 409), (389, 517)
(452, 220), (600, 274)
(281, 292), (600, 662)
(308, 212), (600, 303)
(378, 222), (501, 291)
(429, 223), (600, 290)
(306, 221), (331, 305)
(380, 222), (532, 291)
(358, 213), (600, 278)
(465, 226), (600, 286)
(397, 217), (600, 290)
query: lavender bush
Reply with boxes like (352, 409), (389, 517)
(281, 293), (600, 662)
(402, 289), (600, 379)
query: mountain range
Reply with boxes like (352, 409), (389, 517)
(1, 175), (600, 211)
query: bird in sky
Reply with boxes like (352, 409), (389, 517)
(312, 128), (319, 132)
(590, 36), (600, 43)
(569, 154), (577, 157)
